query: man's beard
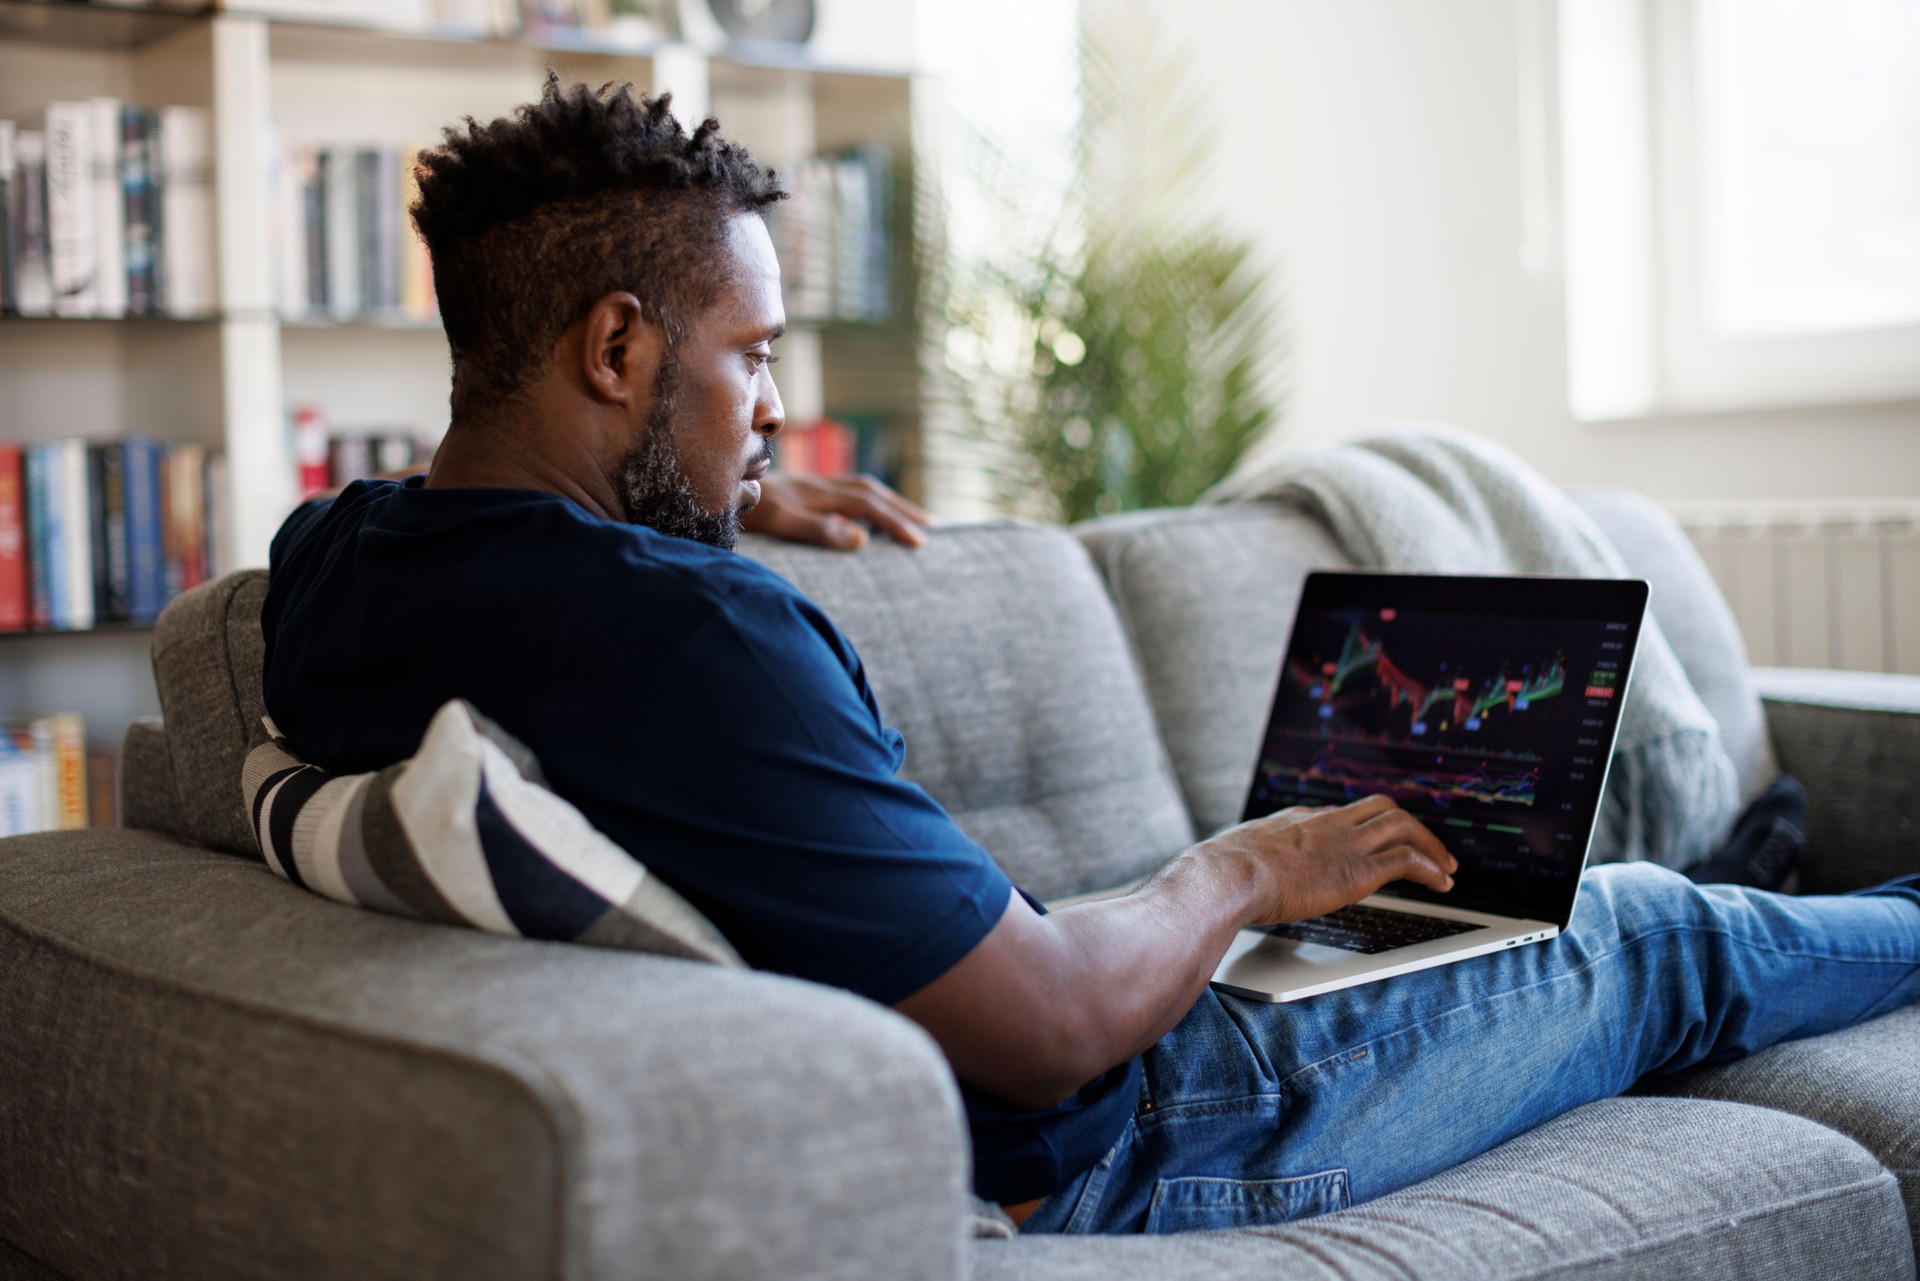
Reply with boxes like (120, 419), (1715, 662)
(617, 359), (754, 551)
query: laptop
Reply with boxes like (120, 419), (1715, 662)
(1210, 570), (1649, 1003)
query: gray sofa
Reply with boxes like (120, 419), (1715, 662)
(1, 493), (1915, 1280)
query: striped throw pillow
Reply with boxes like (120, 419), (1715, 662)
(242, 699), (743, 967)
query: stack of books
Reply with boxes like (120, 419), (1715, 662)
(770, 148), (893, 324)
(0, 711), (114, 837)
(0, 439), (229, 633)
(0, 100), (217, 319)
(275, 144), (437, 323)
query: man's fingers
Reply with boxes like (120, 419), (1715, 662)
(764, 505), (869, 550)
(1356, 807), (1458, 873)
(1335, 794), (1399, 824)
(1373, 844), (1455, 893)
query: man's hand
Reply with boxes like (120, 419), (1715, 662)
(741, 473), (933, 550)
(895, 794), (1458, 1109)
(1207, 795), (1457, 925)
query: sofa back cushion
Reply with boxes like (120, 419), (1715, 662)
(1075, 506), (1354, 837)
(1567, 490), (1778, 802)
(744, 523), (1195, 900)
(150, 570), (273, 856)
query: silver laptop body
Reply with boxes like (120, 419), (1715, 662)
(1211, 571), (1649, 1004)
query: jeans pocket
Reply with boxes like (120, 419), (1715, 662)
(1142, 1169), (1351, 1235)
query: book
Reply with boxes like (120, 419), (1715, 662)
(123, 437), (165, 625)
(204, 452), (229, 581)
(56, 440), (95, 631)
(13, 130), (54, 316)
(87, 750), (117, 828)
(163, 442), (206, 597)
(123, 107), (160, 315)
(90, 97), (127, 317)
(276, 142), (313, 317)
(398, 148), (435, 320)
(0, 444), (26, 632)
(327, 434), (374, 487)
(158, 106), (215, 317)
(322, 146), (361, 319)
(89, 443), (131, 623)
(0, 121), (14, 314)
(3, 713), (85, 833)
(41, 102), (96, 318)
(0, 739), (40, 837)
(24, 443), (60, 629)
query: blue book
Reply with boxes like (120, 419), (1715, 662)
(25, 443), (72, 629)
(23, 444), (54, 630)
(123, 437), (164, 625)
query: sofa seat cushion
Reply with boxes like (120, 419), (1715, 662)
(245, 699), (741, 966)
(971, 1096), (1913, 1280)
(1074, 506), (1351, 838)
(1647, 1004), (1920, 1239)
(744, 523), (1194, 901)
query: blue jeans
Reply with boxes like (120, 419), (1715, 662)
(1022, 863), (1920, 1235)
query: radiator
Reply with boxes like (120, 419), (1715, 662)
(1668, 500), (1920, 676)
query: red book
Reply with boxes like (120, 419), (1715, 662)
(0, 445), (27, 632)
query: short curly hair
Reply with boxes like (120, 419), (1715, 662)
(413, 74), (786, 419)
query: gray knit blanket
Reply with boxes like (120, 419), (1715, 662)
(1206, 426), (1739, 871)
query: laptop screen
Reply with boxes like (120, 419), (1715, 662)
(1242, 572), (1650, 927)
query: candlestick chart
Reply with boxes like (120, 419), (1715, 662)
(1252, 620), (1573, 814)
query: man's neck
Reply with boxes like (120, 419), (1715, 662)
(427, 418), (626, 524)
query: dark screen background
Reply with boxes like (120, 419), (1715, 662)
(1243, 576), (1643, 924)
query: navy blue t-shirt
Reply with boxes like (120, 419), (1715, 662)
(262, 478), (1140, 1202)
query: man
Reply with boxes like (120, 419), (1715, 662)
(263, 79), (1920, 1235)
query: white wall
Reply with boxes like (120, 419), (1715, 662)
(1136, 0), (1920, 503)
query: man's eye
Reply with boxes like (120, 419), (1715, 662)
(748, 351), (780, 369)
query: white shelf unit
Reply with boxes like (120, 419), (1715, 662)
(0, 0), (926, 746)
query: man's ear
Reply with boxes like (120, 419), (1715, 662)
(579, 291), (666, 407)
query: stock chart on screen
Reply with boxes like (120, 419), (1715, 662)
(1246, 598), (1635, 884)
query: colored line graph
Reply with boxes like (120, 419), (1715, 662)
(1257, 750), (1539, 809)
(1292, 624), (1566, 735)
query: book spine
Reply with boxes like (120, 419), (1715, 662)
(324, 147), (361, 319)
(48, 712), (87, 831)
(276, 141), (308, 317)
(123, 438), (164, 625)
(0, 443), (26, 632)
(0, 120), (15, 314)
(170, 442), (206, 592)
(88, 444), (110, 621)
(302, 146), (327, 313)
(92, 443), (131, 622)
(23, 445), (53, 629)
(158, 446), (180, 602)
(87, 749), (117, 828)
(59, 440), (94, 630)
(14, 131), (53, 316)
(159, 106), (214, 317)
(355, 148), (381, 315)
(293, 404), (331, 496)
(123, 107), (158, 316)
(204, 453), (228, 581)
(89, 97), (126, 317)
(28, 719), (57, 835)
(43, 102), (96, 318)
(0, 751), (39, 836)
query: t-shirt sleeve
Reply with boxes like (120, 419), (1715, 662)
(560, 581), (1017, 1007)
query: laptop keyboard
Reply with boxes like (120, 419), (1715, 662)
(1258, 904), (1483, 954)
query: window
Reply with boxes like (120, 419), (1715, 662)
(1557, 0), (1920, 420)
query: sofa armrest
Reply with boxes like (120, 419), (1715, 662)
(1755, 667), (1920, 893)
(0, 829), (971, 1281)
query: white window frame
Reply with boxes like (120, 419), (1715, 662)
(1556, 0), (1920, 422)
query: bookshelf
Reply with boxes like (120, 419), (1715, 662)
(0, 0), (929, 751)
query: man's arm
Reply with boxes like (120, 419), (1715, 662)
(894, 796), (1457, 1109)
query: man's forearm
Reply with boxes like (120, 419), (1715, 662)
(894, 798), (1455, 1109)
